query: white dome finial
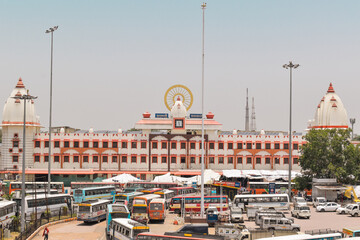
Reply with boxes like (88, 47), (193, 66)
(89, 128), (94, 134)
(170, 96), (187, 118)
(118, 128), (122, 134)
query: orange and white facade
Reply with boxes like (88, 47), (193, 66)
(1, 79), (348, 180)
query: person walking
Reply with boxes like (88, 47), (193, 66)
(43, 226), (49, 240)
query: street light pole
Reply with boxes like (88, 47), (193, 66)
(12, 92), (37, 232)
(46, 26), (58, 194)
(350, 118), (356, 139)
(283, 61), (299, 200)
(200, 2), (206, 218)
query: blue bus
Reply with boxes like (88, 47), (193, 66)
(105, 203), (130, 235)
(73, 186), (116, 203)
(113, 191), (144, 210)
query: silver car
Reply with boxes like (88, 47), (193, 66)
(230, 207), (244, 223)
(291, 205), (311, 219)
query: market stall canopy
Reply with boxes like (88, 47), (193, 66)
(102, 173), (142, 183)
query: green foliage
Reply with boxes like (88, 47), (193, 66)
(293, 175), (312, 191)
(300, 128), (360, 184)
(0, 128), (2, 143)
(2, 192), (14, 201)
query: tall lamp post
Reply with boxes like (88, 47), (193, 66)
(200, 2), (206, 218)
(283, 61), (299, 200)
(12, 91), (37, 232)
(45, 26), (58, 194)
(350, 118), (356, 139)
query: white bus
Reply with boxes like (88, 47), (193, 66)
(233, 194), (290, 212)
(257, 233), (342, 240)
(0, 201), (16, 227)
(17, 194), (72, 220)
(109, 218), (149, 240)
(77, 199), (111, 223)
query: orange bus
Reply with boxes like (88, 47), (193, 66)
(8, 182), (64, 194)
(149, 198), (166, 222)
(141, 188), (162, 194)
(132, 194), (161, 224)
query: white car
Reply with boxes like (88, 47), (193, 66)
(336, 204), (358, 214)
(316, 202), (340, 212)
(293, 197), (307, 207)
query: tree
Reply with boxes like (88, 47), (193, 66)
(299, 128), (360, 184)
(2, 192), (14, 201)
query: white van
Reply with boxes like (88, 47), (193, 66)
(313, 197), (326, 207)
(260, 217), (300, 231)
(291, 205), (311, 219)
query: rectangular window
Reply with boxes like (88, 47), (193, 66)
(218, 143), (224, 150)
(237, 157), (242, 164)
(152, 156), (158, 163)
(34, 155), (40, 162)
(131, 156), (136, 163)
(256, 143), (261, 149)
(247, 157), (252, 164)
(74, 156), (79, 163)
(162, 142), (167, 149)
(228, 143), (233, 149)
(171, 156), (176, 163)
(209, 157), (215, 164)
(152, 142), (158, 149)
(93, 141), (99, 148)
(209, 143), (214, 149)
(93, 156), (98, 163)
(275, 143), (280, 149)
(190, 143), (195, 149)
(112, 156), (117, 163)
(131, 142), (137, 149)
(266, 143), (271, 149)
(246, 143), (252, 149)
(181, 142), (186, 149)
(284, 158), (289, 164)
(141, 142), (146, 149)
(162, 156), (167, 163)
(275, 158), (280, 164)
(181, 157), (186, 163)
(83, 156), (89, 163)
(218, 157), (224, 164)
(102, 156), (108, 163)
(122, 142), (127, 149)
(293, 158), (299, 164)
(64, 156), (69, 163)
(103, 141), (108, 148)
(190, 157), (195, 163)
(112, 141), (118, 148)
(171, 142), (177, 149)
(284, 143), (289, 149)
(199, 143), (202, 149)
(44, 155), (49, 162)
(265, 158), (271, 164)
(256, 157), (261, 164)
(73, 141), (79, 148)
(141, 156), (146, 163)
(122, 156), (127, 163)
(35, 141), (40, 148)
(64, 141), (70, 148)
(83, 141), (89, 148)
(12, 156), (19, 163)
(293, 144), (299, 150)
(54, 141), (60, 148)
(45, 141), (49, 148)
(228, 157), (233, 164)
(13, 141), (19, 148)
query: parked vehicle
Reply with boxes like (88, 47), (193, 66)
(350, 204), (360, 217)
(206, 206), (219, 227)
(230, 207), (244, 223)
(343, 228), (360, 237)
(255, 209), (286, 226)
(336, 203), (359, 214)
(293, 197), (307, 207)
(260, 217), (300, 231)
(313, 197), (326, 207)
(291, 205), (311, 219)
(316, 202), (340, 212)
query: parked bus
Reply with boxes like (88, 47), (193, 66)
(8, 182), (64, 194)
(169, 187), (196, 195)
(73, 186), (115, 203)
(0, 200), (16, 227)
(126, 182), (178, 190)
(77, 199), (111, 223)
(170, 195), (229, 214)
(113, 192), (144, 210)
(109, 218), (149, 240)
(106, 204), (130, 235)
(233, 194), (290, 212)
(141, 188), (162, 194)
(154, 190), (175, 208)
(149, 198), (166, 222)
(124, 187), (145, 193)
(137, 233), (225, 240)
(247, 182), (312, 196)
(16, 194), (72, 220)
(132, 194), (161, 224)
(343, 228), (360, 237)
(13, 189), (58, 199)
(257, 233), (342, 240)
(71, 182), (122, 193)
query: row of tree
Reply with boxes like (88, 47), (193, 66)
(295, 128), (360, 190)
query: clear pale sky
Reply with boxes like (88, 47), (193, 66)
(1, 1), (360, 134)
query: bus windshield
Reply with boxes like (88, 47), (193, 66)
(78, 206), (90, 212)
(74, 190), (83, 196)
(133, 206), (147, 213)
(111, 212), (129, 218)
(150, 203), (163, 210)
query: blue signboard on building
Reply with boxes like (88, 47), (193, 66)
(189, 114), (202, 119)
(155, 113), (169, 118)
(269, 182), (276, 194)
(235, 182), (240, 188)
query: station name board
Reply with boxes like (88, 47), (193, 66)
(189, 114), (202, 119)
(155, 113), (169, 118)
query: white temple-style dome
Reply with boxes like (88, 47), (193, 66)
(2, 78), (40, 127)
(170, 96), (187, 118)
(310, 83), (348, 129)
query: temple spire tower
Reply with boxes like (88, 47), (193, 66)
(250, 97), (256, 131)
(245, 88), (249, 131)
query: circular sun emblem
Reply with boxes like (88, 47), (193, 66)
(164, 84), (193, 111)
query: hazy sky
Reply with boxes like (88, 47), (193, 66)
(1, 1), (360, 134)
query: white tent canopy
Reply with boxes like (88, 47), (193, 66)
(152, 170), (221, 186)
(102, 173), (141, 184)
(222, 169), (301, 181)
